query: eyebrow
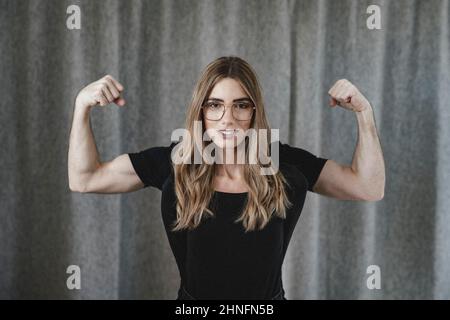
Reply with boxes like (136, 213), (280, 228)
(206, 97), (252, 102)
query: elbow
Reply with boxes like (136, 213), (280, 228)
(357, 174), (385, 202)
(364, 192), (384, 202)
(68, 174), (89, 193)
(69, 181), (87, 193)
(362, 187), (384, 202)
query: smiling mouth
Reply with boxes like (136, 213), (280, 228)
(218, 129), (238, 139)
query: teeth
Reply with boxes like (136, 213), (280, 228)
(221, 130), (235, 133)
(220, 129), (236, 136)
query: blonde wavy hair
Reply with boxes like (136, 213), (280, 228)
(172, 56), (292, 233)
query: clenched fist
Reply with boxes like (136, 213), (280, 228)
(328, 79), (370, 112)
(75, 74), (126, 109)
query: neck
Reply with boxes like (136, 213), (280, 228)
(215, 147), (244, 178)
(215, 163), (244, 178)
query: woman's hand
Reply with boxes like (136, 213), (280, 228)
(328, 79), (371, 112)
(75, 74), (126, 110)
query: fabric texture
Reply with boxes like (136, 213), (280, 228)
(1, 0), (449, 299)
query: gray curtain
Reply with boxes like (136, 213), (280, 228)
(1, 0), (449, 299)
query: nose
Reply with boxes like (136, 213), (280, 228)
(220, 105), (235, 124)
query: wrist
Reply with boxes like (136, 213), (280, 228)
(74, 102), (93, 121)
(356, 103), (373, 116)
(74, 98), (93, 114)
(356, 104), (377, 130)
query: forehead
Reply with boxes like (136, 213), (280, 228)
(208, 78), (249, 100)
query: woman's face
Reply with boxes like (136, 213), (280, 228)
(203, 77), (253, 150)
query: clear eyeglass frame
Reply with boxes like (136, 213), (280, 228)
(201, 101), (256, 121)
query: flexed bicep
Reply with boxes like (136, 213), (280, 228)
(79, 154), (145, 194)
(313, 159), (376, 201)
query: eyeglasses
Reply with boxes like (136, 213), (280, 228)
(201, 101), (256, 121)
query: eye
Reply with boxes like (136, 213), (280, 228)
(236, 103), (251, 109)
(206, 102), (220, 109)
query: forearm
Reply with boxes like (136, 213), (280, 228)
(351, 105), (385, 199)
(68, 101), (101, 189)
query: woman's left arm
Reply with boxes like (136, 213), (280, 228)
(313, 79), (385, 201)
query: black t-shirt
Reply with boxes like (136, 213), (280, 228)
(128, 141), (328, 299)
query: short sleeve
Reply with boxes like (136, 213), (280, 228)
(128, 142), (177, 190)
(279, 141), (328, 192)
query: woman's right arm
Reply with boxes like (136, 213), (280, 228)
(68, 75), (144, 194)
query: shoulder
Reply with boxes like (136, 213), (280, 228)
(277, 140), (328, 192)
(279, 141), (316, 162)
(129, 141), (177, 163)
(278, 161), (308, 191)
(128, 141), (178, 190)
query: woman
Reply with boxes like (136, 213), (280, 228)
(68, 56), (385, 300)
